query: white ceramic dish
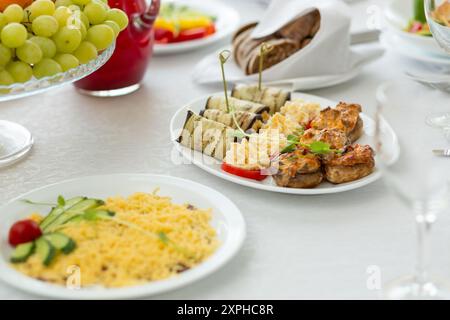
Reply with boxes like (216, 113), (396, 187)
(0, 174), (246, 299)
(384, 0), (446, 56)
(380, 32), (450, 66)
(154, 0), (240, 55)
(170, 92), (398, 195)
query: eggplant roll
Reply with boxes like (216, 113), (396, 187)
(176, 110), (234, 160)
(199, 109), (262, 132)
(231, 84), (291, 114)
(205, 96), (270, 115)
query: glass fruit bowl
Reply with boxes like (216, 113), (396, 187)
(0, 43), (115, 168)
(0, 43), (115, 101)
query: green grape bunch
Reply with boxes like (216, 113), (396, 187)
(0, 0), (128, 85)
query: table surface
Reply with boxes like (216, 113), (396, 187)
(1, 0), (450, 300)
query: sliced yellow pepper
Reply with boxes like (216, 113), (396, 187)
(178, 16), (213, 30)
(154, 17), (176, 33)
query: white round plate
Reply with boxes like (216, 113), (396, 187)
(384, 0), (445, 56)
(154, 0), (240, 55)
(380, 32), (450, 66)
(0, 174), (246, 299)
(170, 92), (398, 195)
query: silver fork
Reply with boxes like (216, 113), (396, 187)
(433, 149), (450, 157)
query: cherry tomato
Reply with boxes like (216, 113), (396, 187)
(154, 28), (175, 44)
(221, 163), (267, 181)
(8, 219), (42, 246)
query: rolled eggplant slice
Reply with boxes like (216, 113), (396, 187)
(205, 96), (270, 115)
(199, 109), (262, 132)
(176, 110), (234, 160)
(231, 84), (291, 114)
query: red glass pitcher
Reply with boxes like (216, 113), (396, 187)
(74, 0), (160, 96)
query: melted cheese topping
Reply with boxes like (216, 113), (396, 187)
(14, 193), (218, 288)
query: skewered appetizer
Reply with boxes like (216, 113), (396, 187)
(205, 96), (270, 116)
(200, 109), (263, 133)
(232, 9), (321, 75)
(231, 83), (291, 114)
(177, 110), (234, 160)
(273, 148), (323, 188)
(323, 144), (375, 184)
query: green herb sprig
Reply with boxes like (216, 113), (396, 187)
(281, 134), (343, 155)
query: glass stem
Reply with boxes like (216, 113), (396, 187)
(414, 206), (434, 285)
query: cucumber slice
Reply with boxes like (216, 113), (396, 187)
(40, 196), (86, 230)
(83, 209), (115, 221)
(43, 198), (104, 231)
(10, 242), (35, 263)
(35, 238), (56, 266)
(44, 233), (76, 254)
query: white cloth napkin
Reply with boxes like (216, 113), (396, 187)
(192, 0), (382, 89)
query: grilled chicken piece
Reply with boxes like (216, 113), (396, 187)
(310, 102), (363, 142)
(273, 149), (323, 188)
(323, 144), (375, 184)
(231, 84), (291, 114)
(199, 109), (262, 132)
(300, 128), (350, 150)
(177, 111), (234, 160)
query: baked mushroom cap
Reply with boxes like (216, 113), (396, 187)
(310, 102), (364, 142)
(323, 144), (375, 184)
(273, 149), (323, 188)
(300, 128), (350, 150)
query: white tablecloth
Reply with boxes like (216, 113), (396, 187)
(1, 0), (450, 299)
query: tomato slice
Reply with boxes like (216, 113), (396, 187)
(221, 162), (267, 181)
(8, 219), (42, 246)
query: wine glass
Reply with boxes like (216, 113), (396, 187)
(425, 0), (450, 53)
(376, 80), (450, 299)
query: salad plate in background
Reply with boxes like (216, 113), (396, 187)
(384, 0), (449, 57)
(154, 0), (240, 55)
